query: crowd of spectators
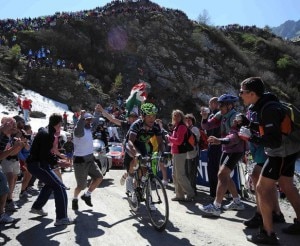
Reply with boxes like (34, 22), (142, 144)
(0, 0), (187, 37)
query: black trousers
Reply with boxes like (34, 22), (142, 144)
(207, 145), (222, 197)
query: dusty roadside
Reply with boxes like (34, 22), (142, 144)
(0, 169), (299, 246)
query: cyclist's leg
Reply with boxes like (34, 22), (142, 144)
(159, 162), (168, 185)
(124, 153), (134, 193)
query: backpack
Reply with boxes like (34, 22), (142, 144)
(186, 127), (197, 149)
(261, 101), (300, 135)
(176, 123), (197, 153)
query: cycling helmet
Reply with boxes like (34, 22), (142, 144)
(217, 94), (239, 103)
(140, 103), (158, 115)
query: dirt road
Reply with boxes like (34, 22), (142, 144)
(0, 169), (298, 246)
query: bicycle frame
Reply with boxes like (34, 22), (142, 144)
(127, 153), (170, 231)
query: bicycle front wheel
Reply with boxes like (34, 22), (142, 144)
(146, 176), (169, 231)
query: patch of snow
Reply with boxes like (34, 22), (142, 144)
(1, 89), (73, 133)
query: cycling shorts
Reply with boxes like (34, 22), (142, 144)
(261, 153), (297, 180)
(220, 152), (244, 171)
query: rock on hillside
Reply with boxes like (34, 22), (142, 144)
(1, 0), (300, 121)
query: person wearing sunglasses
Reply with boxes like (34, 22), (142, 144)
(199, 93), (247, 217)
(240, 77), (300, 244)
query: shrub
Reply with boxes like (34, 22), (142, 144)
(241, 33), (257, 48)
(276, 55), (293, 70)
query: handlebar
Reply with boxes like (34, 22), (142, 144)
(133, 152), (172, 170)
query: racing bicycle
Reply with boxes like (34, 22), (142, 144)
(127, 152), (171, 232)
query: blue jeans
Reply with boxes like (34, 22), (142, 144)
(23, 109), (29, 123)
(27, 162), (68, 220)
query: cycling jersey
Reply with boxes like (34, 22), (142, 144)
(125, 119), (162, 156)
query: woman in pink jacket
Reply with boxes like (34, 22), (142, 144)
(167, 109), (195, 202)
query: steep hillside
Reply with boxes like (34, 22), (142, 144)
(1, 0), (300, 121)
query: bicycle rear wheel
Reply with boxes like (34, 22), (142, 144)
(146, 176), (169, 231)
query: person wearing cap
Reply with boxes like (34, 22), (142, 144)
(239, 77), (300, 244)
(199, 94), (247, 217)
(72, 105), (103, 211)
(184, 113), (200, 194)
(97, 104), (139, 185)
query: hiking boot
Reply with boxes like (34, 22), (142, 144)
(5, 201), (20, 212)
(223, 201), (245, 211)
(273, 211), (285, 223)
(282, 218), (300, 235)
(198, 203), (221, 217)
(26, 186), (39, 196)
(81, 194), (93, 207)
(0, 213), (15, 224)
(54, 217), (75, 226)
(244, 212), (263, 228)
(246, 228), (279, 245)
(19, 191), (32, 199)
(72, 199), (78, 210)
(30, 208), (48, 216)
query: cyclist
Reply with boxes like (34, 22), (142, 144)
(123, 103), (164, 202)
(199, 94), (247, 216)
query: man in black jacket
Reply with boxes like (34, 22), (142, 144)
(240, 77), (300, 244)
(27, 113), (74, 226)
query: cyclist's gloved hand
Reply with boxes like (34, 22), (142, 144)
(238, 126), (252, 141)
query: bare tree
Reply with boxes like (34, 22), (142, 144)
(197, 9), (211, 25)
